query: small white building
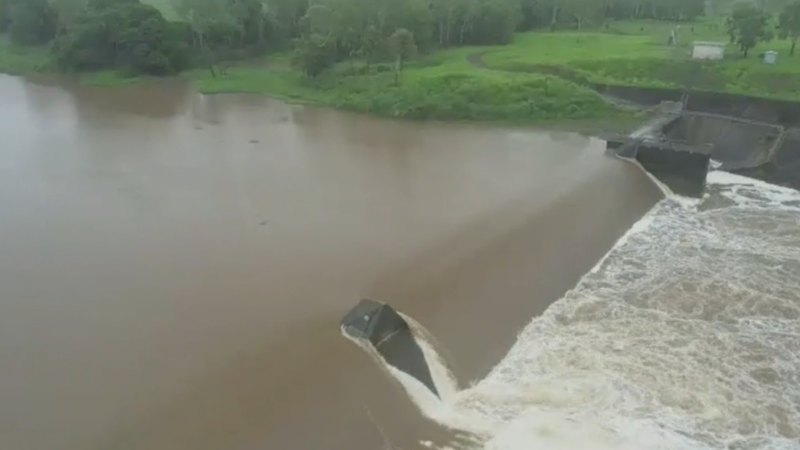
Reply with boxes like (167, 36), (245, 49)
(692, 41), (726, 60)
(764, 51), (778, 64)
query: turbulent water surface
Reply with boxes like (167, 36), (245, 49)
(389, 173), (800, 450)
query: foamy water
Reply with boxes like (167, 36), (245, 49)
(369, 172), (800, 450)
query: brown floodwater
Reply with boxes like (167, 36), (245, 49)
(0, 74), (661, 450)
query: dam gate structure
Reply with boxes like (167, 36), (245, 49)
(606, 94), (800, 195)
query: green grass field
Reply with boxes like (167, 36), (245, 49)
(480, 19), (800, 99)
(190, 48), (621, 122)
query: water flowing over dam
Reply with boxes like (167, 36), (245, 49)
(341, 96), (800, 450)
(345, 172), (800, 450)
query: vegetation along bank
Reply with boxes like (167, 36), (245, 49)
(2, 0), (800, 122)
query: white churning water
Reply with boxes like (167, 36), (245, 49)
(380, 172), (800, 450)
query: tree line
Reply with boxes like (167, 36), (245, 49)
(724, 0), (800, 56)
(1, 0), (799, 76)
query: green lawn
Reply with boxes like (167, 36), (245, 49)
(480, 19), (800, 99)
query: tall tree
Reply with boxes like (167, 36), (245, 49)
(547, 0), (560, 30)
(726, 2), (773, 56)
(228, 0), (272, 47)
(562, 0), (604, 30)
(360, 24), (382, 66)
(292, 31), (334, 76)
(431, 0), (518, 45)
(605, 0), (705, 21)
(174, 0), (240, 75)
(174, 0), (237, 48)
(265, 0), (308, 41)
(471, 0), (519, 42)
(518, 0), (545, 30)
(388, 27), (415, 84)
(779, 0), (800, 55)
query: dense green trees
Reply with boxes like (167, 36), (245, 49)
(389, 27), (416, 84)
(53, 0), (189, 73)
(290, 0), (431, 76)
(288, 0), (524, 76)
(293, 32), (334, 76)
(518, 0), (705, 31)
(50, 0), (89, 34)
(430, 0), (520, 45)
(174, 0), (275, 52)
(0, 0), (716, 78)
(612, 0), (705, 21)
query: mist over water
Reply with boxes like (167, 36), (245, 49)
(393, 173), (800, 450)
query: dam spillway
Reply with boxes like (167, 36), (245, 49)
(608, 110), (800, 196)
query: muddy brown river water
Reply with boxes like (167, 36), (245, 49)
(0, 74), (661, 450)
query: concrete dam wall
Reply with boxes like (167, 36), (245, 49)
(733, 128), (800, 189)
(608, 134), (711, 197)
(608, 110), (799, 196)
(597, 85), (800, 126)
(662, 114), (782, 170)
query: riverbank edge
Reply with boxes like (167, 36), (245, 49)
(0, 33), (633, 127)
(0, 37), (791, 130)
(2, 60), (648, 134)
(7, 68), (643, 124)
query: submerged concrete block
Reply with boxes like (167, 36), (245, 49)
(607, 108), (800, 193)
(341, 300), (439, 397)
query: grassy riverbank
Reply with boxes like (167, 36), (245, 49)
(5, 16), (800, 121)
(0, 35), (621, 122)
(189, 49), (621, 121)
(0, 36), (50, 75)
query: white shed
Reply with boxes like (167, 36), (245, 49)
(692, 41), (726, 60)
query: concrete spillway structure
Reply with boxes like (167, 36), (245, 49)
(608, 110), (800, 196)
(601, 88), (800, 193)
(341, 300), (439, 397)
(635, 141), (711, 197)
(609, 137), (711, 197)
(734, 128), (800, 188)
(662, 113), (782, 171)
